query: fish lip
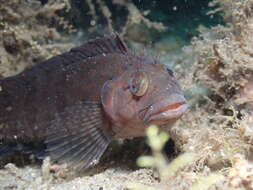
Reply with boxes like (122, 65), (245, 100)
(147, 103), (188, 123)
(142, 94), (188, 123)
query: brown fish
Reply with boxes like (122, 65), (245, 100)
(0, 34), (187, 169)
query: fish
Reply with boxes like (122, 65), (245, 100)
(0, 34), (187, 169)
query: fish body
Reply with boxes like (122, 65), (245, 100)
(0, 34), (187, 169)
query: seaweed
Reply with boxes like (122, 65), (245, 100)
(165, 0), (253, 189)
(0, 0), (74, 77)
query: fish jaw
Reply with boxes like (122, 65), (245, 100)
(142, 94), (188, 124)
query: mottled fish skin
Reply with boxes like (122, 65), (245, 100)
(0, 34), (187, 169)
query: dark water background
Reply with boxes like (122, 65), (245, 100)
(66, 0), (224, 47)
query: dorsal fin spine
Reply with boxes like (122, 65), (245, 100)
(115, 34), (128, 53)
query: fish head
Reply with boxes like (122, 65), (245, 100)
(101, 57), (188, 137)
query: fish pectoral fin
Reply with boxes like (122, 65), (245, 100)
(45, 101), (112, 170)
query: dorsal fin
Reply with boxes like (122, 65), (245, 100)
(69, 33), (128, 59)
(30, 34), (129, 71)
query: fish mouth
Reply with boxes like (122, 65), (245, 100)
(142, 94), (188, 123)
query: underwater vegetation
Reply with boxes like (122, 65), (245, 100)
(128, 125), (223, 190)
(1, 0), (253, 190)
(0, 0), (75, 77)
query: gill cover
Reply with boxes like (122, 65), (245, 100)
(101, 80), (118, 122)
(101, 77), (136, 125)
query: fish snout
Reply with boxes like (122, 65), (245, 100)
(143, 94), (188, 123)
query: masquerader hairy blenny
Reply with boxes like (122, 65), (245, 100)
(0, 34), (187, 170)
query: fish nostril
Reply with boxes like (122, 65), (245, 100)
(166, 68), (174, 77)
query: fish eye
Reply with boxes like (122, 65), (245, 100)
(166, 67), (174, 77)
(129, 71), (149, 97)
